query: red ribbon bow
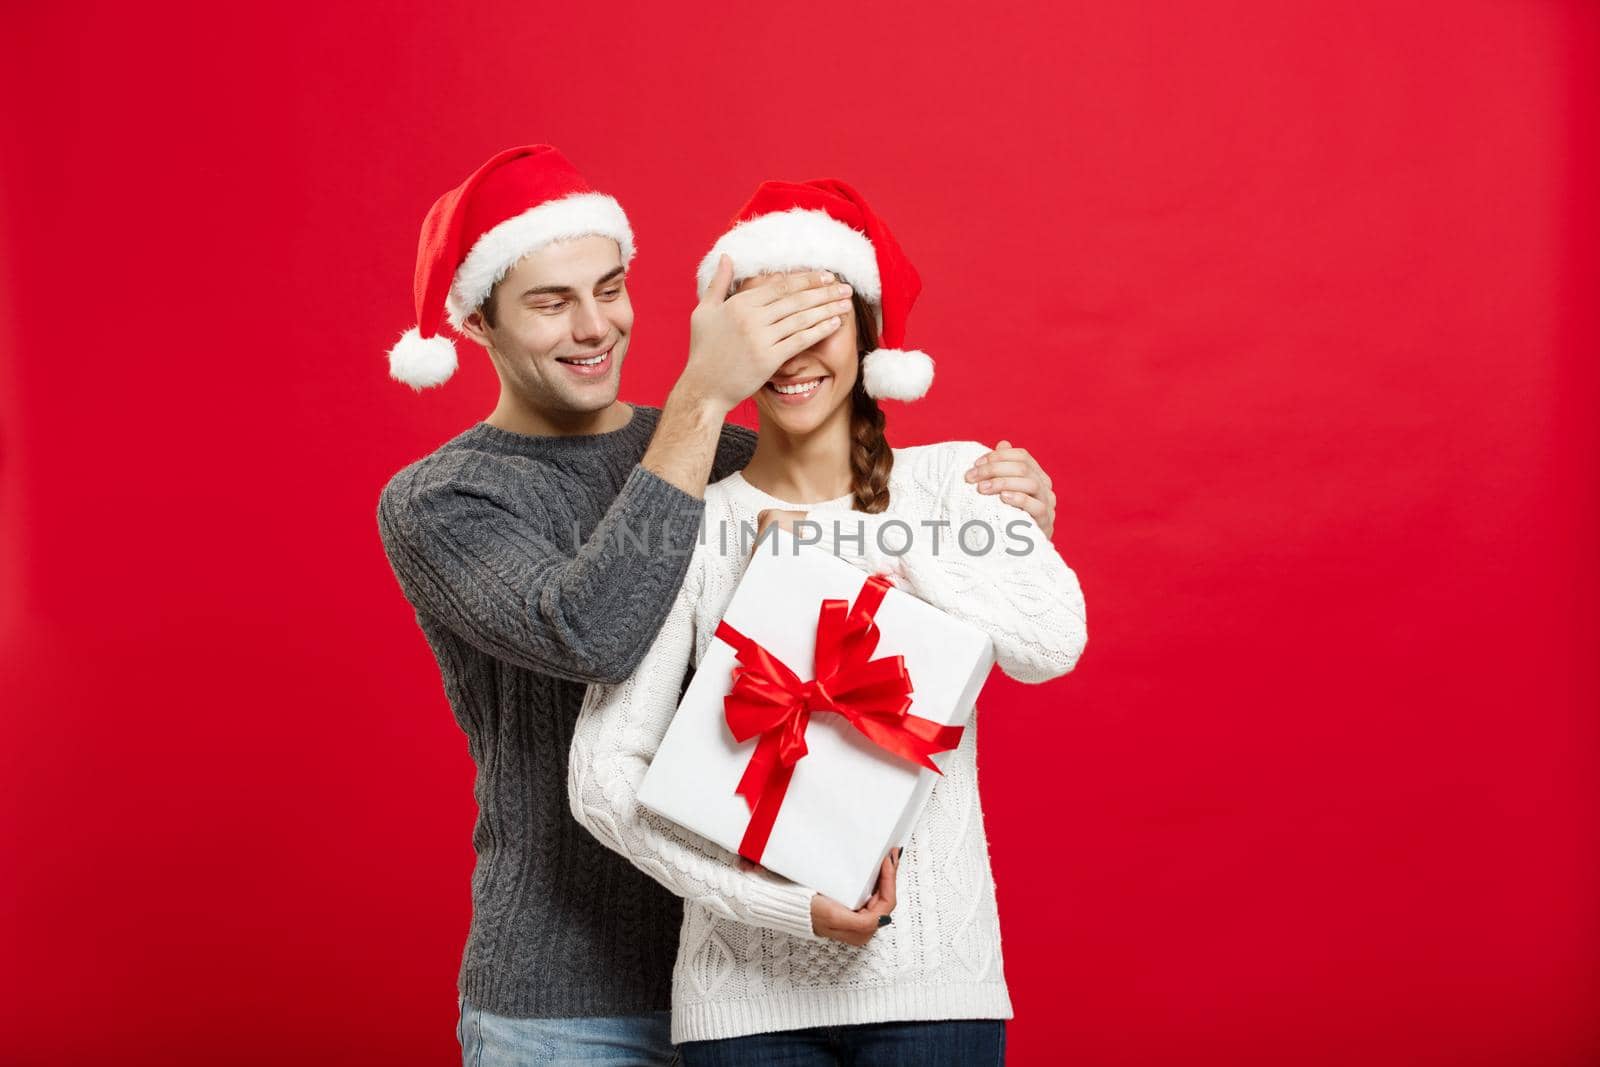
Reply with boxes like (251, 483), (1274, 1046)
(714, 574), (964, 863)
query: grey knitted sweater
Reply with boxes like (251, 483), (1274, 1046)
(376, 404), (756, 1019)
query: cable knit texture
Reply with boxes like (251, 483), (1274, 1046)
(569, 440), (1088, 1044)
(375, 404), (756, 1019)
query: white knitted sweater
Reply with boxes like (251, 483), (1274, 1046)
(569, 440), (1088, 1044)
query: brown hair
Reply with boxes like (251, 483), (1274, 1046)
(478, 280), (503, 329)
(848, 290), (893, 513)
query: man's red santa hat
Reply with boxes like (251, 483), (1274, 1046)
(695, 179), (934, 402)
(388, 145), (635, 390)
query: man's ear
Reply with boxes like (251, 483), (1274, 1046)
(458, 308), (493, 349)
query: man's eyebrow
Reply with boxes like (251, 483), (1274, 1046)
(520, 266), (628, 300)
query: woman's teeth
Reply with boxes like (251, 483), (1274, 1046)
(770, 379), (823, 396)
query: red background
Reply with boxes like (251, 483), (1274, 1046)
(2, 2), (1597, 1064)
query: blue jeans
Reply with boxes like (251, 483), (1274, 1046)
(457, 995), (680, 1065)
(679, 1019), (1006, 1066)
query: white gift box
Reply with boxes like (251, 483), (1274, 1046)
(637, 529), (996, 909)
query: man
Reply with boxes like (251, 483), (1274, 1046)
(376, 145), (1060, 1064)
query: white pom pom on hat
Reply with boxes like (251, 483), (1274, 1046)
(387, 328), (459, 392)
(387, 145), (635, 390)
(696, 179), (934, 402)
(861, 348), (935, 402)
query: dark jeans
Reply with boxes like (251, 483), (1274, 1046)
(679, 1019), (1005, 1066)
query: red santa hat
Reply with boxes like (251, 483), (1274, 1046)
(694, 179), (933, 402)
(387, 144), (635, 390)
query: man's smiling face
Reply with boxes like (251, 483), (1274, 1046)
(462, 234), (633, 417)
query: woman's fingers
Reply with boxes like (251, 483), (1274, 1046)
(858, 853), (901, 916)
(811, 877), (903, 947)
(813, 896), (879, 946)
(808, 848), (907, 947)
(755, 509), (808, 540)
(874, 852), (898, 913)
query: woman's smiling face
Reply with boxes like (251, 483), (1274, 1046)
(738, 272), (863, 436)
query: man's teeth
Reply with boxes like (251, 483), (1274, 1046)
(565, 352), (606, 366)
(772, 379), (822, 395)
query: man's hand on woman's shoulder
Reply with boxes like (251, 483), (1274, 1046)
(964, 439), (1058, 538)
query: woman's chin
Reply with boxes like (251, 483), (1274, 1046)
(757, 397), (835, 435)
(755, 379), (850, 434)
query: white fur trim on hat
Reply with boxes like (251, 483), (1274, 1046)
(446, 192), (635, 329)
(861, 348), (934, 402)
(695, 207), (882, 303)
(388, 327), (459, 390)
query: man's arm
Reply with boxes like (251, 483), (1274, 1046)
(637, 388), (727, 498)
(639, 256), (854, 497)
(376, 260), (844, 685)
(377, 462), (706, 685)
(709, 421), (759, 482)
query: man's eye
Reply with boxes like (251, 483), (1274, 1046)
(536, 301), (567, 313)
(599, 287), (622, 299)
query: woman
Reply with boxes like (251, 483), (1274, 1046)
(568, 178), (1088, 1064)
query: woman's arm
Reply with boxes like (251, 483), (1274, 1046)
(567, 554), (823, 941)
(837, 441), (1088, 683)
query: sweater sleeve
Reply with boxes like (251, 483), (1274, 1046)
(710, 422), (758, 481)
(377, 463), (706, 686)
(834, 442), (1088, 684)
(568, 552), (823, 940)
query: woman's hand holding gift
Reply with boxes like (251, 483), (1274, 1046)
(755, 508), (810, 540)
(810, 848), (900, 946)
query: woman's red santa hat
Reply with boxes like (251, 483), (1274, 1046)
(695, 179), (934, 402)
(388, 144), (635, 390)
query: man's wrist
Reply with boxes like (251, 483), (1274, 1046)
(663, 381), (730, 425)
(638, 382), (730, 499)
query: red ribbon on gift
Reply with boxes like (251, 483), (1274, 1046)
(714, 574), (965, 864)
